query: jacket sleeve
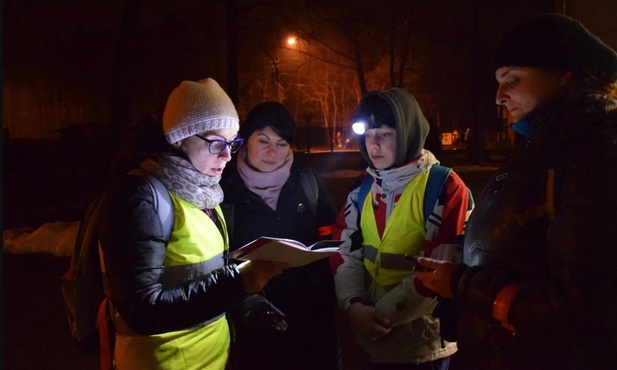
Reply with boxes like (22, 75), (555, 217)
(333, 186), (369, 309)
(453, 124), (617, 350)
(425, 171), (473, 250)
(98, 175), (247, 335)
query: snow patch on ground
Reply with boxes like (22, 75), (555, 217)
(3, 221), (80, 256)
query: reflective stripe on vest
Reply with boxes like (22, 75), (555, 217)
(362, 172), (428, 287)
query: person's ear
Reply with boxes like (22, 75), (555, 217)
(557, 71), (573, 87)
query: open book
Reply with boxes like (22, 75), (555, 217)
(226, 237), (343, 267)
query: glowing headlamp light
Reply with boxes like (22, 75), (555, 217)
(352, 113), (382, 135)
(352, 121), (367, 135)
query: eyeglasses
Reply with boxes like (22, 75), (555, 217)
(195, 134), (244, 154)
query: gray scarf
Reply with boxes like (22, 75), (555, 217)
(140, 156), (224, 209)
(236, 147), (293, 210)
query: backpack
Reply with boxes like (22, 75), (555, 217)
(60, 168), (174, 353)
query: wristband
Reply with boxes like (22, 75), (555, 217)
(346, 297), (367, 310)
(492, 283), (519, 333)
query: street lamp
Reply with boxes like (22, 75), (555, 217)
(271, 36), (300, 102)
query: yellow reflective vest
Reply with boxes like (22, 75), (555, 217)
(361, 171), (429, 289)
(114, 194), (230, 370)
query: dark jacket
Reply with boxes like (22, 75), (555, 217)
(222, 154), (341, 370)
(98, 171), (246, 335)
(452, 95), (617, 369)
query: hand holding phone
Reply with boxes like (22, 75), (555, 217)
(403, 254), (435, 273)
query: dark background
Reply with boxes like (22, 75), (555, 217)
(4, 1), (616, 147)
(2, 1), (617, 369)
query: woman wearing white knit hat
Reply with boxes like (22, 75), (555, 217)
(99, 78), (290, 370)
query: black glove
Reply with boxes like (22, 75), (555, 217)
(238, 293), (288, 333)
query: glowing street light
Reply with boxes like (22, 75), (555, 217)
(286, 36), (297, 46)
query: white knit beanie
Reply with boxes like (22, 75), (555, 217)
(162, 78), (239, 144)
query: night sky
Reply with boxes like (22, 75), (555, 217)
(3, 0), (616, 141)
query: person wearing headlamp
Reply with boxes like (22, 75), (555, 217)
(334, 87), (473, 369)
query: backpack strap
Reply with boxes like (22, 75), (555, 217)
(357, 173), (374, 215)
(423, 165), (452, 223)
(128, 168), (174, 241)
(61, 191), (110, 348)
(74, 193), (109, 279)
(299, 164), (319, 216)
(354, 165), (451, 232)
(97, 296), (115, 370)
(348, 173), (373, 251)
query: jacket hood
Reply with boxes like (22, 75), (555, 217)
(357, 88), (430, 168)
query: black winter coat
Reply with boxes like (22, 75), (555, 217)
(98, 171), (247, 335)
(221, 155), (341, 370)
(452, 95), (617, 369)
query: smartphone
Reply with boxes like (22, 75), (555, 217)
(403, 254), (434, 272)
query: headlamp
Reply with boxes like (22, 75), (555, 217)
(352, 114), (380, 135)
(352, 121), (367, 135)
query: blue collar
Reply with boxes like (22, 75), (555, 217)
(510, 117), (532, 139)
